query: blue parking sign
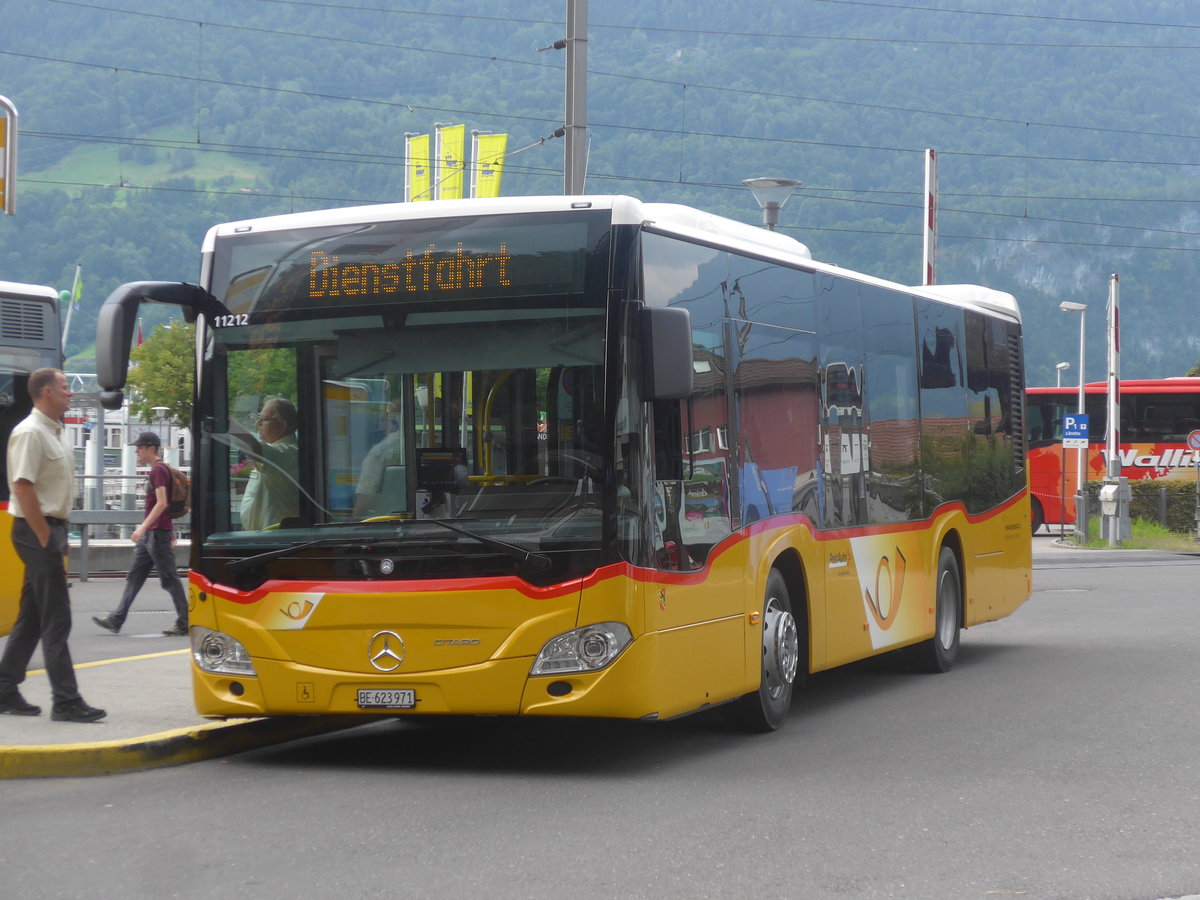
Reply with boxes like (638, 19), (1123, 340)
(1062, 413), (1089, 448)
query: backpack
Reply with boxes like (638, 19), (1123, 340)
(164, 465), (191, 519)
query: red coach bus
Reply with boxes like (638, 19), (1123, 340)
(1027, 378), (1200, 531)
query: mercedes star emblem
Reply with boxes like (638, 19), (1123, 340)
(368, 631), (406, 672)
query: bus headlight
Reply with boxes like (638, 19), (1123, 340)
(192, 626), (257, 676)
(530, 622), (633, 675)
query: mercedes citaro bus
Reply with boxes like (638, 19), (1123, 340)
(94, 195), (1031, 731)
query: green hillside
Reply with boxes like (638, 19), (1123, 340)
(27, 125), (267, 196)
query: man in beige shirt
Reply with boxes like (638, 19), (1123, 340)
(0, 368), (105, 722)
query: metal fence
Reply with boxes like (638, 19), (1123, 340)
(71, 473), (189, 582)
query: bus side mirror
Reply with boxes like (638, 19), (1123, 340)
(95, 281), (226, 410)
(95, 289), (141, 410)
(641, 305), (693, 401)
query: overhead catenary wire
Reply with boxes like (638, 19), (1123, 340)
(232, 0), (1200, 45)
(35, 0), (1200, 145)
(9, 0), (1200, 257)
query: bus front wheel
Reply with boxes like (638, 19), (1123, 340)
(914, 546), (962, 673)
(1031, 497), (1044, 535)
(732, 569), (801, 732)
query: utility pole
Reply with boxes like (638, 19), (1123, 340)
(564, 0), (588, 195)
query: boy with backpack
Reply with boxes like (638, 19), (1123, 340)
(93, 432), (189, 637)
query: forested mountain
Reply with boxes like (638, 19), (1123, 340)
(2, 0), (1199, 383)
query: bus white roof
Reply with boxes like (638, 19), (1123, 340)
(202, 195), (1019, 323)
(638, 202), (813, 261)
(914, 283), (1022, 323)
(0, 280), (59, 303)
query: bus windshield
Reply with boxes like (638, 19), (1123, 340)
(199, 210), (612, 583)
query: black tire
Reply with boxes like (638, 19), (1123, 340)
(731, 569), (803, 732)
(914, 546), (961, 673)
(1031, 496), (1044, 535)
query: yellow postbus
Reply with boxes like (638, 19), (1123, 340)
(94, 196), (1031, 731)
(1, 280), (63, 635)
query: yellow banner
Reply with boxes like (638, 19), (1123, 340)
(472, 133), (508, 198)
(436, 124), (465, 200)
(405, 133), (432, 202)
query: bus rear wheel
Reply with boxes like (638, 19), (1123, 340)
(1031, 497), (1044, 535)
(732, 569), (801, 732)
(914, 546), (961, 673)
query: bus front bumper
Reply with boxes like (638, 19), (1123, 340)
(192, 636), (661, 720)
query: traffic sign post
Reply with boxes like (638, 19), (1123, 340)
(1061, 415), (1089, 542)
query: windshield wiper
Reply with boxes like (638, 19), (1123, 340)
(224, 520), (551, 574)
(226, 537), (355, 574)
(404, 518), (551, 571)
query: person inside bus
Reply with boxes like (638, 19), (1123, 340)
(353, 403), (404, 518)
(237, 397), (300, 530)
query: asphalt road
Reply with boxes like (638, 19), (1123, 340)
(4, 535), (1200, 900)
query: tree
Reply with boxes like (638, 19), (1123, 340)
(126, 320), (195, 427)
(1188, 361), (1200, 377)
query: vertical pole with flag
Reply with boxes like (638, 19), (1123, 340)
(471, 132), (508, 198)
(1102, 272), (1130, 544)
(435, 123), (465, 200)
(0, 94), (17, 215)
(923, 148), (937, 285)
(405, 132), (432, 202)
(61, 265), (82, 349)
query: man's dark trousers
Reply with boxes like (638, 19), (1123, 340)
(110, 529), (188, 629)
(0, 519), (81, 704)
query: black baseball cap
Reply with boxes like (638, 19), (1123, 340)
(129, 431), (162, 448)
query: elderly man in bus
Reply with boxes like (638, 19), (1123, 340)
(238, 397), (300, 530)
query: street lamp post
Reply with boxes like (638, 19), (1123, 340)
(743, 177), (801, 231)
(1060, 301), (1087, 539)
(151, 407), (174, 465)
(1056, 361), (1070, 387)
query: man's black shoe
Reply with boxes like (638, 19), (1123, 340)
(51, 699), (107, 723)
(93, 615), (120, 634)
(0, 691), (41, 716)
(162, 623), (188, 637)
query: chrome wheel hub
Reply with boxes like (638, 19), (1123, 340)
(762, 600), (799, 698)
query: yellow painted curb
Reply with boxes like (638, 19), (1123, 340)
(0, 716), (369, 779)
